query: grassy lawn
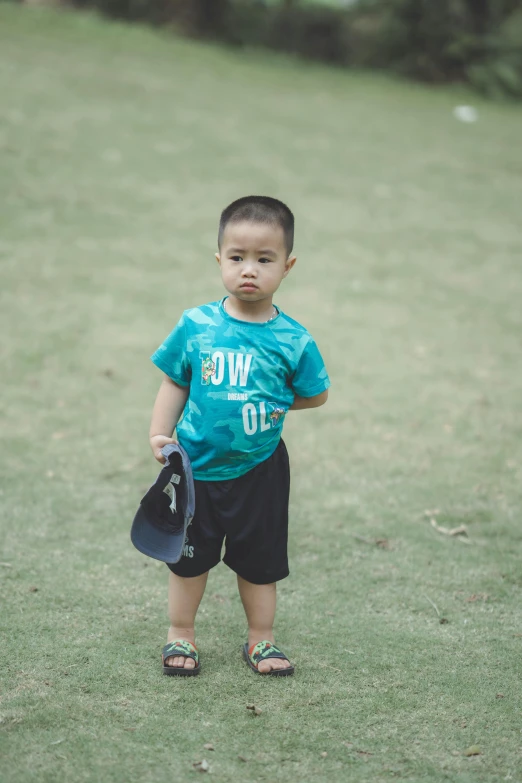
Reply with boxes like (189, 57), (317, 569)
(1, 5), (521, 782)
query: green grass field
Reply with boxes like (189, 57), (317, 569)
(1, 5), (522, 782)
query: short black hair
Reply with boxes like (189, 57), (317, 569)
(218, 196), (294, 256)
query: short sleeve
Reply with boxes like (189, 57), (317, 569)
(151, 314), (191, 387)
(291, 338), (330, 398)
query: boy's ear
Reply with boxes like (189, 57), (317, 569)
(215, 252), (221, 266)
(283, 255), (297, 277)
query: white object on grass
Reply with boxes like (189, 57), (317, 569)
(453, 105), (478, 123)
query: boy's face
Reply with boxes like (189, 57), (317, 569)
(216, 221), (296, 304)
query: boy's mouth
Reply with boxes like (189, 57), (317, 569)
(240, 283), (258, 291)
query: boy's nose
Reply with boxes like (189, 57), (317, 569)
(242, 263), (257, 277)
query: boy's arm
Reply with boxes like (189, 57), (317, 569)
(149, 375), (189, 463)
(289, 389), (328, 411)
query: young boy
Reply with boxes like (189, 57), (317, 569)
(149, 196), (330, 676)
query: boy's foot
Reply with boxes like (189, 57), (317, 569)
(257, 654), (292, 673)
(244, 640), (294, 675)
(162, 639), (200, 675)
(164, 654), (196, 670)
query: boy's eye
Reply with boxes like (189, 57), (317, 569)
(258, 257), (272, 264)
(231, 256), (243, 262)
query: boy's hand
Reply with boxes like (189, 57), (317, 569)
(150, 435), (176, 464)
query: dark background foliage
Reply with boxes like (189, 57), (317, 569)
(65, 0), (522, 97)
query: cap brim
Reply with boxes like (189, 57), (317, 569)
(130, 506), (186, 564)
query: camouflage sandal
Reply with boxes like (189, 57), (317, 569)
(243, 641), (294, 677)
(162, 639), (200, 677)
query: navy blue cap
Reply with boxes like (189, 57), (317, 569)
(131, 443), (195, 564)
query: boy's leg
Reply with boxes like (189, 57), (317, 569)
(237, 575), (291, 673)
(166, 571), (208, 670)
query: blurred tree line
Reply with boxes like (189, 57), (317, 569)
(66, 0), (522, 97)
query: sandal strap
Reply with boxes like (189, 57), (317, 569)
(162, 639), (199, 664)
(248, 640), (288, 667)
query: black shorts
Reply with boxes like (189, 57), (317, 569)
(167, 439), (290, 585)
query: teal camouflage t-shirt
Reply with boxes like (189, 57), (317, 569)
(151, 298), (330, 480)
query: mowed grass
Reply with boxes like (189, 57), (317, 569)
(1, 6), (522, 782)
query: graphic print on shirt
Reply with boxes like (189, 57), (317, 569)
(201, 350), (253, 387)
(201, 350), (280, 436)
(200, 352), (216, 385)
(242, 402), (287, 436)
(269, 407), (286, 426)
